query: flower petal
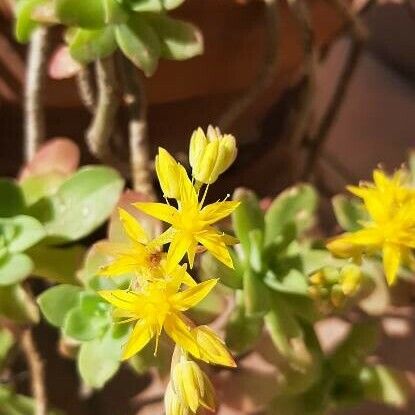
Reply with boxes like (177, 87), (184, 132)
(164, 313), (200, 359)
(122, 319), (153, 360)
(98, 257), (141, 277)
(196, 230), (234, 268)
(200, 201), (240, 224)
(99, 290), (144, 314)
(134, 202), (178, 224)
(166, 231), (193, 271)
(171, 278), (218, 311)
(382, 243), (402, 286)
(118, 208), (149, 244)
(193, 325), (236, 367)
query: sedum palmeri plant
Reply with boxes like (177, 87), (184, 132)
(15, 0), (203, 75)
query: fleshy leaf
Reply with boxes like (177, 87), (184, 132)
(0, 180), (24, 218)
(4, 216), (45, 253)
(115, 15), (161, 76)
(69, 27), (117, 64)
(265, 184), (318, 245)
(145, 14), (203, 60)
(0, 253), (34, 286)
(122, 0), (185, 12)
(14, 0), (45, 43)
(55, 0), (106, 28)
(332, 195), (367, 232)
(29, 166), (124, 244)
(37, 284), (82, 327)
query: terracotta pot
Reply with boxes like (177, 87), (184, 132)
(0, 0), (347, 196)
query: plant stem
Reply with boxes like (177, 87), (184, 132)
(24, 26), (49, 162)
(20, 329), (47, 415)
(286, 0), (316, 155)
(120, 58), (155, 198)
(76, 66), (96, 113)
(218, 0), (279, 131)
(301, 0), (368, 180)
(86, 56), (120, 161)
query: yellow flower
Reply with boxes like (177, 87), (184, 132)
(328, 169), (415, 285)
(340, 264), (362, 296)
(98, 208), (195, 287)
(171, 358), (216, 413)
(99, 274), (235, 365)
(135, 153), (240, 269)
(189, 126), (237, 184)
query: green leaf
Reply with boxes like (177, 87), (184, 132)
(0, 284), (39, 324)
(145, 14), (203, 60)
(78, 325), (127, 388)
(232, 188), (264, 258)
(20, 173), (67, 206)
(37, 284), (82, 327)
(0, 253), (34, 286)
(64, 293), (110, 341)
(360, 365), (410, 408)
(0, 386), (63, 415)
(264, 269), (308, 296)
(248, 229), (263, 272)
(29, 244), (85, 284)
(330, 321), (379, 375)
(69, 27), (117, 64)
(122, 0), (185, 12)
(29, 166), (124, 244)
(225, 292), (263, 355)
(55, 0), (106, 28)
(14, 0), (45, 43)
(103, 0), (127, 24)
(115, 16), (161, 76)
(243, 267), (269, 317)
(265, 184), (318, 245)
(0, 180), (24, 217)
(332, 195), (367, 232)
(3, 216), (45, 253)
(200, 251), (243, 290)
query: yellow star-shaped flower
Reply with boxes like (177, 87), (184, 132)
(328, 169), (415, 285)
(135, 149), (239, 270)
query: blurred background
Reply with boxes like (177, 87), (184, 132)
(1, 0), (415, 414)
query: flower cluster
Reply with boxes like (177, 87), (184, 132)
(328, 169), (415, 285)
(99, 126), (238, 414)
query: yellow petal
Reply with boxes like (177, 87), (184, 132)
(171, 278), (218, 311)
(346, 228), (383, 246)
(166, 231), (193, 271)
(382, 243), (401, 286)
(98, 257), (141, 277)
(164, 313), (200, 359)
(134, 202), (177, 224)
(193, 325), (236, 367)
(189, 127), (207, 170)
(99, 290), (144, 314)
(155, 148), (182, 199)
(122, 319), (153, 360)
(118, 208), (148, 244)
(94, 241), (133, 257)
(196, 230), (234, 269)
(200, 201), (240, 224)
(178, 168), (198, 207)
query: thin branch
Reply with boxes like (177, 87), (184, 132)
(76, 66), (96, 112)
(301, 0), (368, 180)
(24, 26), (49, 162)
(86, 56), (120, 161)
(120, 57), (155, 198)
(218, 0), (279, 131)
(286, 0), (317, 155)
(20, 330), (47, 415)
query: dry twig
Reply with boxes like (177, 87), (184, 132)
(20, 330), (47, 415)
(301, 0), (368, 179)
(218, 0), (279, 131)
(86, 56), (120, 161)
(120, 58), (155, 198)
(24, 27), (49, 162)
(76, 66), (96, 113)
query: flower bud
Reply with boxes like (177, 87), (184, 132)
(165, 382), (190, 415)
(326, 236), (363, 261)
(340, 264), (362, 296)
(155, 148), (185, 199)
(171, 359), (216, 413)
(189, 126), (237, 184)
